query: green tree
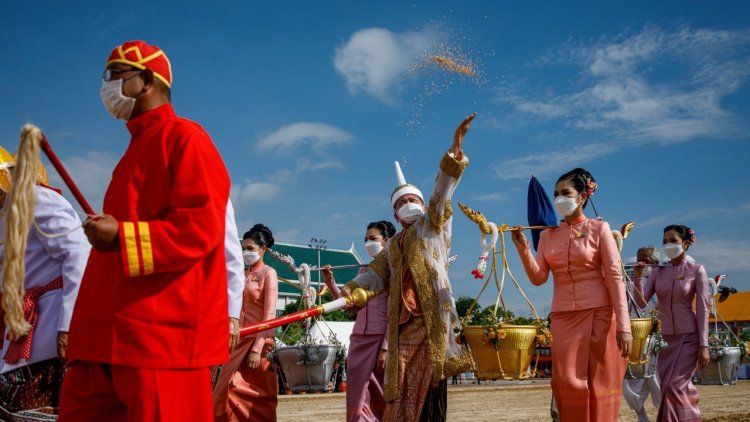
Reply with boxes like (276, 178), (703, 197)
(455, 296), (480, 320)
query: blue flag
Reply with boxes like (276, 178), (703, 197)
(527, 176), (558, 251)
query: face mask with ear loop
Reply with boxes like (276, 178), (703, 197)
(397, 202), (425, 224)
(664, 243), (685, 260)
(554, 195), (580, 217)
(100, 71), (144, 120)
(243, 250), (261, 266)
(364, 240), (384, 257)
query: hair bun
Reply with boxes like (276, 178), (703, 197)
(572, 168), (597, 196)
(249, 224), (275, 248)
(380, 221), (397, 238)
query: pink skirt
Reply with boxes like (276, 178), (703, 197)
(656, 333), (701, 421)
(345, 333), (386, 421)
(550, 306), (626, 422)
(212, 337), (278, 422)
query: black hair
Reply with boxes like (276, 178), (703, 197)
(663, 224), (696, 246)
(556, 167), (596, 209)
(242, 224), (274, 248)
(367, 220), (396, 239)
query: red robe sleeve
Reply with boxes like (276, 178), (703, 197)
(116, 123), (228, 277)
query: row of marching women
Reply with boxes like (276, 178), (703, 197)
(0, 38), (709, 422)
(509, 175), (709, 422)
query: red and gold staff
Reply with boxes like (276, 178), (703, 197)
(238, 287), (376, 337)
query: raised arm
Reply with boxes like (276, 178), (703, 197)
(511, 227), (550, 285)
(633, 274), (656, 308)
(425, 114), (474, 235)
(322, 265), (342, 299)
(343, 252), (389, 295)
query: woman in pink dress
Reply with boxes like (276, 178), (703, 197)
(634, 224), (709, 422)
(511, 168), (632, 422)
(322, 220), (396, 422)
(213, 224), (278, 422)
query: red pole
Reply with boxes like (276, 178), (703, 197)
(39, 133), (96, 215)
(239, 305), (326, 337)
(239, 288), (376, 337)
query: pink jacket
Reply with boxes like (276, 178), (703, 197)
(328, 279), (388, 349)
(516, 215), (630, 333)
(241, 264), (278, 354)
(636, 258), (709, 347)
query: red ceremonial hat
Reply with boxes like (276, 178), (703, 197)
(106, 40), (172, 88)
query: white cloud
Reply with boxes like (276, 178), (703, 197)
(474, 192), (509, 202)
(46, 150), (119, 214)
(492, 141), (621, 180)
(334, 27), (437, 103)
(638, 204), (750, 228)
(528, 26), (749, 141)
(294, 157), (344, 172)
(690, 238), (750, 275)
(491, 25), (750, 180)
(257, 122), (354, 153)
(232, 181), (281, 209)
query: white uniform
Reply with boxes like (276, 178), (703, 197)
(225, 199), (243, 319)
(622, 277), (661, 422)
(0, 186), (90, 373)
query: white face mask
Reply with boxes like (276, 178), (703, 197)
(364, 240), (384, 257)
(397, 202), (425, 224)
(664, 243), (684, 260)
(642, 266), (652, 278)
(100, 79), (136, 120)
(554, 195), (579, 217)
(243, 250), (260, 266)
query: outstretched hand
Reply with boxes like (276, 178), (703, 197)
(511, 225), (528, 248)
(633, 262), (648, 278)
(322, 265), (334, 286)
(451, 113), (477, 157)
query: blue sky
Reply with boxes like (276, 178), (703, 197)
(2, 1), (749, 316)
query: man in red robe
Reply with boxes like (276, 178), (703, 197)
(60, 40), (230, 421)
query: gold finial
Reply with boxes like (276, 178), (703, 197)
(621, 221), (636, 239)
(349, 288), (376, 309)
(458, 203), (492, 234)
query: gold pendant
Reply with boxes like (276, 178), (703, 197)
(676, 274), (685, 280)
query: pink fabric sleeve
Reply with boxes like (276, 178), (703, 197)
(633, 275), (655, 308)
(597, 222), (630, 333)
(515, 239), (550, 286)
(252, 269), (279, 354)
(695, 265), (710, 347)
(326, 277), (342, 299)
(380, 334), (388, 351)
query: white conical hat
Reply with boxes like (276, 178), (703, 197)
(390, 161), (423, 206)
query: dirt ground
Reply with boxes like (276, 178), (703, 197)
(277, 380), (750, 421)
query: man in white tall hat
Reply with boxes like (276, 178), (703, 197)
(0, 142), (90, 419)
(342, 113), (476, 422)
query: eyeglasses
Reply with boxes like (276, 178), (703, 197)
(102, 68), (142, 82)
